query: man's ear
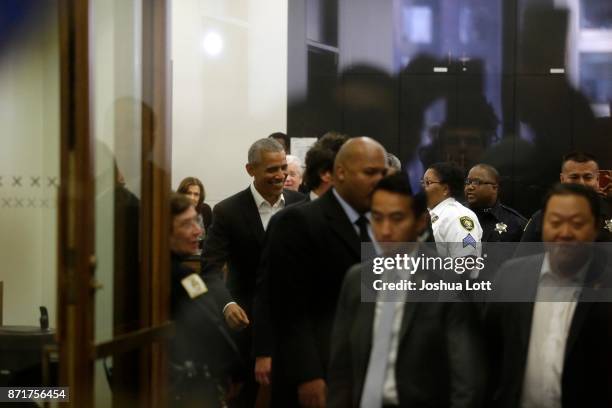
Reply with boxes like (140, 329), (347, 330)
(246, 163), (256, 177)
(559, 173), (564, 183)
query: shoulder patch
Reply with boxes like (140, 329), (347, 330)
(459, 216), (475, 231)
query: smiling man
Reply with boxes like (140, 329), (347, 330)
(201, 138), (304, 407)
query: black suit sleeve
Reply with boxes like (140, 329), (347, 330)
(445, 301), (486, 408)
(201, 202), (234, 310)
(327, 267), (358, 408)
(269, 209), (325, 384)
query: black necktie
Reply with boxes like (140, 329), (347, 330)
(355, 215), (371, 243)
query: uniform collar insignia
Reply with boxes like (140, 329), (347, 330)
(494, 222), (508, 234)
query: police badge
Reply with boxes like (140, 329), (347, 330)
(605, 219), (612, 233)
(494, 222), (508, 234)
(459, 216), (475, 231)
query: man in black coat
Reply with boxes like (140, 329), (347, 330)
(169, 193), (242, 407)
(328, 173), (486, 408)
(200, 138), (303, 406)
(266, 137), (388, 407)
(520, 152), (612, 246)
(465, 164), (527, 243)
(485, 183), (612, 408)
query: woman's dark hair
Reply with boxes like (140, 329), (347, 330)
(543, 183), (601, 223)
(428, 162), (465, 200)
(373, 173), (427, 217)
(177, 177), (205, 213)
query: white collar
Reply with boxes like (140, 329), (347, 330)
(309, 190), (319, 201)
(429, 197), (456, 214)
(540, 251), (591, 284)
(332, 188), (368, 224)
(250, 182), (285, 208)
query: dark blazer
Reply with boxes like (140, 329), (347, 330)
(266, 189), (362, 406)
(200, 186), (304, 316)
(328, 259), (486, 408)
(484, 251), (612, 408)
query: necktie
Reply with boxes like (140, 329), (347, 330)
(360, 301), (397, 408)
(356, 215), (371, 242)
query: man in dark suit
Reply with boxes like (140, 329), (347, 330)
(328, 173), (486, 408)
(520, 152), (612, 245)
(465, 164), (527, 243)
(201, 138), (303, 406)
(485, 183), (612, 408)
(266, 137), (387, 407)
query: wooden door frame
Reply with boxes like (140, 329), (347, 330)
(57, 0), (172, 406)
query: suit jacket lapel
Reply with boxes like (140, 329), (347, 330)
(516, 255), (542, 351)
(322, 191), (360, 258)
(241, 187), (266, 245)
(565, 251), (607, 357)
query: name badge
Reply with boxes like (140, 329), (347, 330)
(181, 273), (208, 299)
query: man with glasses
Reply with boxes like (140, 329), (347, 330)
(465, 164), (527, 242)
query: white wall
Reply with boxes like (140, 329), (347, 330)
(171, 0), (288, 205)
(0, 16), (59, 328)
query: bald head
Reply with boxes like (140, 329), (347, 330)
(334, 137), (386, 172)
(333, 137), (388, 213)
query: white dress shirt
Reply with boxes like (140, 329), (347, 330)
(520, 253), (589, 408)
(373, 267), (412, 405)
(223, 184), (285, 313)
(249, 182), (285, 230)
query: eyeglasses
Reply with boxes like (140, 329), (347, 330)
(464, 178), (496, 186)
(420, 180), (442, 187)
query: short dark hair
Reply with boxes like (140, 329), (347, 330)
(303, 132), (349, 190)
(303, 146), (334, 190)
(561, 152), (599, 171)
(373, 173), (427, 217)
(268, 132), (290, 151)
(543, 183), (601, 222)
(428, 162), (465, 199)
(315, 131), (349, 152)
(170, 192), (194, 230)
(472, 163), (500, 184)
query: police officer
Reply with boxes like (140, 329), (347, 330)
(465, 164), (527, 242)
(521, 152), (612, 243)
(422, 162), (483, 261)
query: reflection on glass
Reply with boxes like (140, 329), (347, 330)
(580, 0), (612, 29)
(580, 53), (612, 104)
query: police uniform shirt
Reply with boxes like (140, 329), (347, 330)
(522, 195), (612, 243)
(473, 201), (527, 242)
(429, 197), (483, 259)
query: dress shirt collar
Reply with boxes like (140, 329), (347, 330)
(250, 182), (285, 209)
(429, 196), (456, 214)
(332, 188), (369, 224)
(309, 190), (319, 201)
(540, 251), (591, 285)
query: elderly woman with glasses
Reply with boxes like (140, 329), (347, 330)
(421, 162), (483, 268)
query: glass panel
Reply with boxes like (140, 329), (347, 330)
(0, 1), (60, 387)
(92, 0), (144, 404)
(580, 52), (612, 104)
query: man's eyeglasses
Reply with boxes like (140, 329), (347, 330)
(464, 178), (496, 186)
(420, 180), (442, 187)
